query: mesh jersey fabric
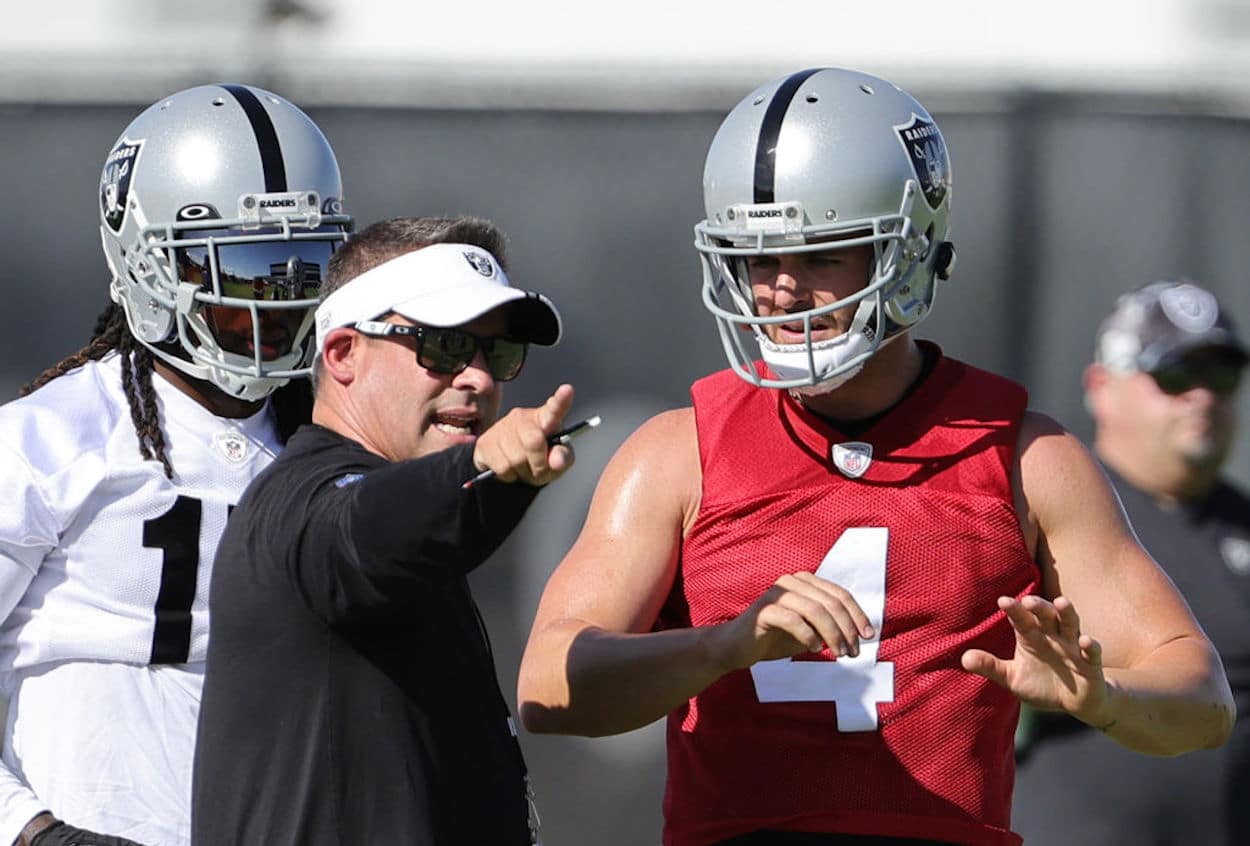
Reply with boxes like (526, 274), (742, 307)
(660, 347), (1036, 846)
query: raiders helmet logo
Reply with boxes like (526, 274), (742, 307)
(832, 441), (873, 479)
(894, 116), (949, 211)
(462, 250), (495, 278)
(101, 138), (143, 233)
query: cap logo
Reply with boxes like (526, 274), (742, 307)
(1220, 536), (1250, 576)
(1159, 284), (1218, 334)
(101, 138), (143, 233)
(894, 115), (949, 210)
(832, 441), (873, 479)
(463, 250), (495, 278)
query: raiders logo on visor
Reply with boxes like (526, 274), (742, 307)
(462, 250), (496, 278)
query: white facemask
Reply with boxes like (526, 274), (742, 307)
(758, 298), (880, 394)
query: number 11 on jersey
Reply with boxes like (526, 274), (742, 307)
(750, 527), (894, 732)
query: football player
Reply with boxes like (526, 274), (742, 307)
(0, 84), (350, 846)
(517, 67), (1235, 845)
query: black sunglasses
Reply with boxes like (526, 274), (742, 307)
(353, 320), (528, 382)
(1148, 354), (1245, 397)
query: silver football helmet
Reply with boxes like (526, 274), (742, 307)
(99, 83), (351, 400)
(695, 67), (955, 392)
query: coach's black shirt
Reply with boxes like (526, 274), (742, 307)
(191, 424), (537, 845)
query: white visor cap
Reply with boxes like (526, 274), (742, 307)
(315, 242), (561, 354)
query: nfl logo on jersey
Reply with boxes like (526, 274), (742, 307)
(832, 442), (873, 479)
(213, 431), (250, 463)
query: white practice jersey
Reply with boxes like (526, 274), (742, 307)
(0, 354), (283, 846)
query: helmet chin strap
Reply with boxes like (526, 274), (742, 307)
(140, 336), (288, 402)
(789, 360), (866, 396)
(759, 297), (879, 394)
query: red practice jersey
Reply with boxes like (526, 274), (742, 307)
(660, 346), (1037, 846)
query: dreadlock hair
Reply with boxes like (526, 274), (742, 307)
(20, 301), (314, 480)
(21, 301), (175, 479)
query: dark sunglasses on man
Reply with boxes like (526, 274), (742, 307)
(352, 320), (528, 382)
(1147, 348), (1246, 397)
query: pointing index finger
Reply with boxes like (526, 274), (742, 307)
(538, 384), (575, 438)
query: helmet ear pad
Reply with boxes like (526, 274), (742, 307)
(105, 229), (176, 344)
(884, 278), (932, 328)
(883, 238), (954, 328)
(113, 283), (176, 346)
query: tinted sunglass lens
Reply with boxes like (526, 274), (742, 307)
(1151, 361), (1245, 396)
(1151, 367), (1190, 395)
(485, 340), (527, 381)
(1208, 365), (1243, 396)
(416, 329), (528, 380)
(220, 279), (320, 302)
(419, 328), (477, 375)
(177, 227), (336, 302)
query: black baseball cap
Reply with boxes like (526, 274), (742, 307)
(1094, 280), (1249, 372)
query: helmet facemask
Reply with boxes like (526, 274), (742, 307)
(696, 183), (940, 393)
(694, 67), (954, 393)
(114, 196), (347, 401)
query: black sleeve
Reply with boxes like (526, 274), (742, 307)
(291, 443), (541, 621)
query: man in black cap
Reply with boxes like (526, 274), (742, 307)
(1014, 279), (1250, 845)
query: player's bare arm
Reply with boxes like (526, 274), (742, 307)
(518, 408), (701, 736)
(518, 407), (872, 737)
(962, 410), (1235, 754)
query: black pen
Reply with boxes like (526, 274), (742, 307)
(461, 415), (602, 490)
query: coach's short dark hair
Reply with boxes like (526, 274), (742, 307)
(324, 216), (509, 301)
(313, 215), (510, 390)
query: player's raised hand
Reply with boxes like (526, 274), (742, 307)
(472, 383), (575, 486)
(707, 571), (875, 672)
(961, 594), (1111, 726)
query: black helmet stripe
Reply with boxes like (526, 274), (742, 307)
(221, 84), (288, 193)
(753, 68), (821, 204)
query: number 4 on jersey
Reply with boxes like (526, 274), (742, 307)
(749, 527), (894, 732)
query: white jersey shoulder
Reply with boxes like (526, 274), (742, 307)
(0, 354), (282, 671)
(0, 355), (283, 846)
